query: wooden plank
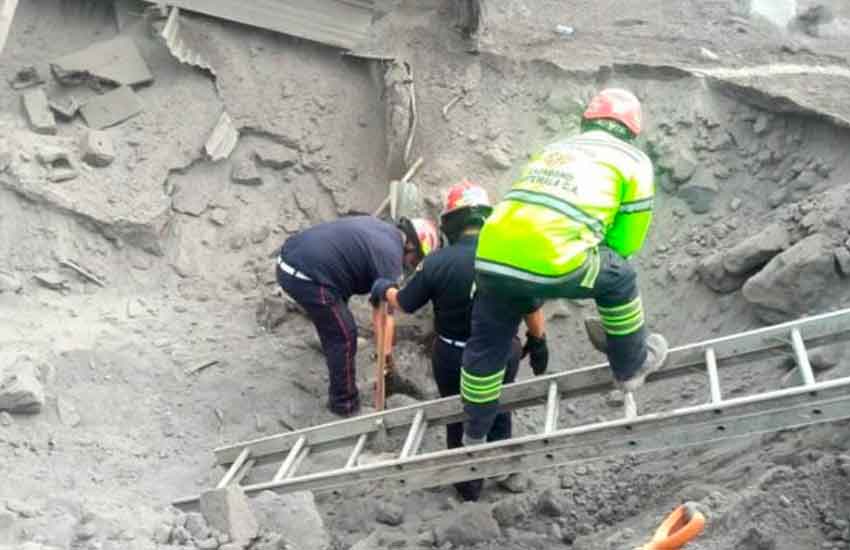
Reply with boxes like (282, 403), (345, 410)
(213, 308), (850, 466)
(148, 0), (375, 50)
(0, 0), (20, 55)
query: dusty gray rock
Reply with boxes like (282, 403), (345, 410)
(743, 233), (839, 323)
(152, 523), (172, 544)
(809, 345), (845, 372)
(375, 502), (404, 526)
(0, 357), (45, 413)
(536, 488), (566, 517)
(664, 145), (698, 184)
(255, 294), (299, 331)
(492, 496), (532, 528)
(698, 252), (747, 294)
(184, 512), (210, 540)
(22, 88), (57, 135)
(435, 503), (500, 547)
(231, 159), (263, 186)
(250, 491), (330, 550)
(834, 247), (850, 276)
(0, 270), (22, 294)
(80, 130), (115, 167)
(253, 143), (298, 169)
(679, 180), (718, 214)
(200, 486), (259, 548)
(0, 411), (12, 426)
(209, 208), (229, 226)
(482, 146), (512, 170)
(57, 397), (81, 427)
(723, 223), (790, 275)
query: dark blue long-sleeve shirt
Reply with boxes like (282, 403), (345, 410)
(280, 216), (403, 301)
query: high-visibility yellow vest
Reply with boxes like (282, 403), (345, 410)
(476, 130), (655, 284)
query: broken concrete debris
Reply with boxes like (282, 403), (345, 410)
(250, 491), (332, 550)
(36, 146), (78, 182)
(8, 66), (43, 90)
(205, 111), (239, 161)
(160, 7), (216, 76)
(0, 269), (22, 294)
(48, 96), (81, 121)
(21, 88), (57, 135)
(231, 158), (263, 186)
(50, 35), (153, 87)
(200, 486), (259, 548)
(80, 130), (115, 167)
(0, 356), (45, 414)
(252, 143), (298, 169)
(80, 85), (143, 129)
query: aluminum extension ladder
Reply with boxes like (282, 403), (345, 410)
(174, 308), (850, 509)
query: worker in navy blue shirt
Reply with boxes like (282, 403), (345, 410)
(371, 181), (548, 501)
(277, 215), (440, 417)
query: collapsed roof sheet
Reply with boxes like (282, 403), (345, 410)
(150, 0), (375, 50)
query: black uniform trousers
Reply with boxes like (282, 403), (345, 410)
(432, 335), (521, 501)
(463, 246), (648, 439)
(277, 266), (360, 415)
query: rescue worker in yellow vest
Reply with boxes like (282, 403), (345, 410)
(461, 89), (669, 445)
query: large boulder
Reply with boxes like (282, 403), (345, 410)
(723, 223), (790, 275)
(743, 233), (839, 323)
(0, 356), (45, 413)
(250, 491), (331, 550)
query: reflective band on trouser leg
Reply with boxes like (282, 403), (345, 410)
(461, 367), (505, 404)
(598, 296), (644, 336)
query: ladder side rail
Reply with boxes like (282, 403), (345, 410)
(168, 376), (850, 507)
(215, 318), (850, 467)
(227, 387), (850, 500)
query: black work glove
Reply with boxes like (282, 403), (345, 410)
(369, 278), (397, 307)
(522, 332), (549, 376)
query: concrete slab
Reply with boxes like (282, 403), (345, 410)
(80, 86), (143, 129)
(148, 0), (375, 50)
(50, 35), (153, 86)
(21, 88), (56, 135)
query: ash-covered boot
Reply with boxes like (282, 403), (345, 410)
(619, 333), (668, 393)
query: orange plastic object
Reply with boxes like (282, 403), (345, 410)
(642, 503), (706, 550)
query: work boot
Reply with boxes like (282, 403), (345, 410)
(327, 400), (361, 418)
(618, 333), (669, 393)
(583, 317), (608, 353)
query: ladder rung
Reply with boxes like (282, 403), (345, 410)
(790, 328), (816, 386)
(623, 392), (637, 419)
(217, 447), (251, 488)
(399, 410), (426, 459)
(233, 459), (256, 486)
(345, 434), (368, 469)
(285, 445), (311, 479)
(273, 436), (306, 482)
(544, 381), (559, 433)
(705, 347), (723, 404)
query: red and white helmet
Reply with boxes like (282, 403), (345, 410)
(442, 180), (491, 215)
(399, 217), (440, 258)
(583, 88), (642, 136)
